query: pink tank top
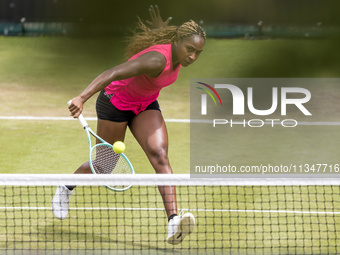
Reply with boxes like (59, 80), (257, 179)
(105, 44), (181, 114)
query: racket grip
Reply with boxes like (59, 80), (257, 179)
(77, 114), (89, 128)
(67, 100), (89, 128)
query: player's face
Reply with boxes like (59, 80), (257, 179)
(173, 35), (205, 67)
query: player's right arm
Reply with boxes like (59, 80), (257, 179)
(69, 51), (166, 118)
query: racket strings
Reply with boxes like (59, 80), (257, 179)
(91, 145), (120, 174)
(91, 144), (133, 175)
(90, 144), (134, 191)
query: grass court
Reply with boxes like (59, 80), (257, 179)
(1, 36), (340, 253)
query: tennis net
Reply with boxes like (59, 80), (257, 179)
(1, 174), (340, 254)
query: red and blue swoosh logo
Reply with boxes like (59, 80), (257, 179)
(196, 82), (223, 106)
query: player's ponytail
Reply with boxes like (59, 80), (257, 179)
(125, 19), (206, 59)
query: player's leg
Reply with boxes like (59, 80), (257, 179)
(129, 109), (195, 244)
(129, 109), (177, 217)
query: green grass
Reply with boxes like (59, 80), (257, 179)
(0, 120), (189, 174)
(1, 36), (340, 253)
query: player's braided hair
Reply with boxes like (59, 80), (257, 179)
(125, 19), (206, 59)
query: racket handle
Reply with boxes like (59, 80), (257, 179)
(67, 100), (89, 128)
(77, 114), (89, 128)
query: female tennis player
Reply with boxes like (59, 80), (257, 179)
(52, 5), (206, 245)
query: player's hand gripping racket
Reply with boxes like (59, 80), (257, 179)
(68, 100), (134, 191)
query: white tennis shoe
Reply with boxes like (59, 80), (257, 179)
(52, 185), (73, 220)
(166, 212), (195, 245)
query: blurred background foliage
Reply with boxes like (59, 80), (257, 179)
(0, 0), (339, 37)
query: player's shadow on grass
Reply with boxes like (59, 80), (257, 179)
(37, 223), (182, 254)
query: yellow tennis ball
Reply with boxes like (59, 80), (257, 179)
(113, 141), (125, 154)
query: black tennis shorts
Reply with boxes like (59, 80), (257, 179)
(96, 90), (161, 124)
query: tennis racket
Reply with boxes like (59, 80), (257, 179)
(68, 100), (134, 191)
